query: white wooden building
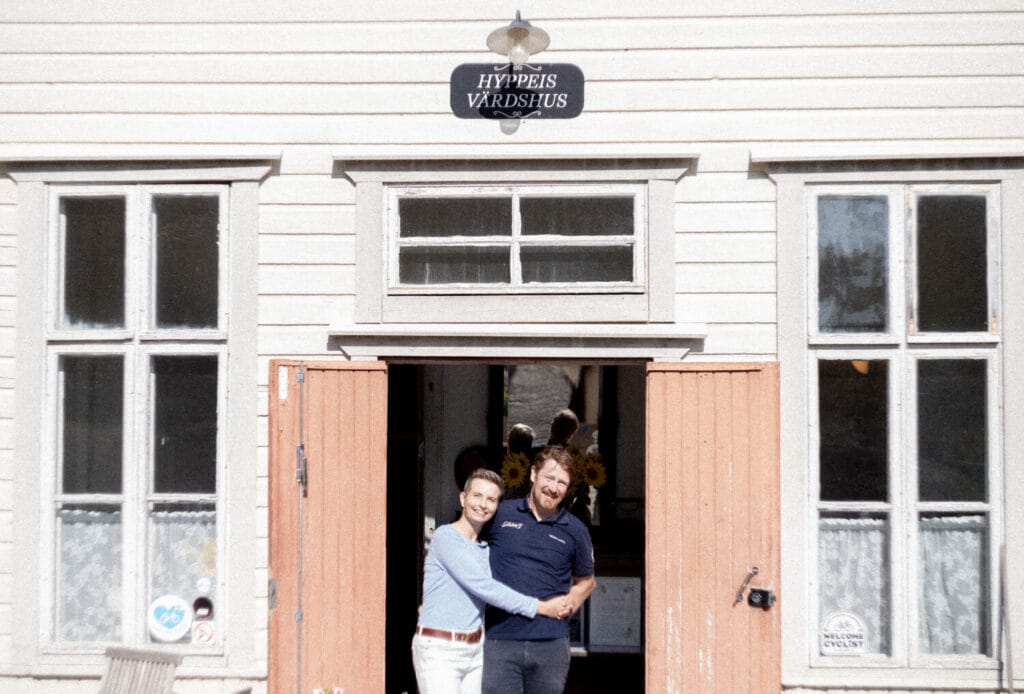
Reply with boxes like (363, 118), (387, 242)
(0, 2), (1022, 692)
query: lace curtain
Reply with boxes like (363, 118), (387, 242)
(57, 507), (215, 642)
(819, 514), (986, 657)
(918, 514), (987, 654)
(818, 516), (890, 654)
(58, 507), (122, 641)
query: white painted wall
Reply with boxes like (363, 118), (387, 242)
(0, 1), (1022, 691)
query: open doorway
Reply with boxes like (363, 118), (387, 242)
(385, 363), (646, 693)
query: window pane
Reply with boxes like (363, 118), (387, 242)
(149, 502), (216, 644)
(61, 197), (125, 329)
(57, 504), (121, 641)
(520, 197), (634, 236)
(919, 514), (989, 654)
(521, 245), (633, 283)
(153, 356), (218, 494)
(817, 196), (888, 333)
(917, 359), (987, 501)
(819, 513), (891, 656)
(916, 195), (987, 333)
(399, 198), (511, 237)
(154, 196), (220, 329)
(818, 360), (888, 501)
(399, 246), (510, 284)
(61, 356), (123, 494)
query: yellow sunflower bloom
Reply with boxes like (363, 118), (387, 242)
(501, 453), (529, 490)
(582, 458), (607, 488)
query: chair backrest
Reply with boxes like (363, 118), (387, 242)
(98, 647), (182, 694)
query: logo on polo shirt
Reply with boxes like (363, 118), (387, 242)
(502, 521), (523, 529)
(548, 534), (566, 545)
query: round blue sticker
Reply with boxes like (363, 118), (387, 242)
(148, 594), (192, 642)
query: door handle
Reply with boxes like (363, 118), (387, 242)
(733, 566), (758, 605)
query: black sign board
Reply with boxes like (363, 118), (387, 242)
(450, 63), (584, 120)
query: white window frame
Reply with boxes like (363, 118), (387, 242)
(807, 346), (1001, 670)
(41, 184), (229, 652)
(43, 342), (227, 650)
(342, 159), (689, 324)
(808, 183), (1001, 670)
(8, 161), (267, 674)
(769, 161), (1023, 691)
(386, 183), (647, 294)
(904, 184), (1003, 343)
(47, 184), (230, 340)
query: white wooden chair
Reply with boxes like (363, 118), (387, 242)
(98, 647), (182, 694)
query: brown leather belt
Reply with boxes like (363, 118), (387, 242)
(416, 625), (483, 643)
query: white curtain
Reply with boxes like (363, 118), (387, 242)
(819, 514), (987, 657)
(149, 508), (216, 611)
(56, 507), (215, 643)
(818, 516), (890, 654)
(918, 514), (986, 654)
(58, 507), (122, 642)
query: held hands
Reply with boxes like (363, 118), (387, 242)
(537, 594), (574, 620)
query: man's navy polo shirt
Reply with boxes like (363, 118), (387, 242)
(486, 497), (594, 640)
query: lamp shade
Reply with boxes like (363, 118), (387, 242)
(486, 11), (550, 64)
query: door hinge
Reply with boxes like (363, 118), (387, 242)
(268, 577), (277, 610)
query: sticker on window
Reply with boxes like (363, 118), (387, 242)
(820, 611), (866, 655)
(148, 594), (192, 642)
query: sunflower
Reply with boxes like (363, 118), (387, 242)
(501, 452), (530, 490)
(582, 456), (607, 489)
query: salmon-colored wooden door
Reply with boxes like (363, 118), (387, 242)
(646, 362), (781, 693)
(268, 360), (388, 694)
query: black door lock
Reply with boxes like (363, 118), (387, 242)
(747, 588), (776, 610)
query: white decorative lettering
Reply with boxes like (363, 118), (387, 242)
(467, 92), (490, 108)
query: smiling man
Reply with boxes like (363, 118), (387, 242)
(483, 446), (597, 694)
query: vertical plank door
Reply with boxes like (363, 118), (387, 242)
(268, 360), (388, 694)
(646, 362), (781, 694)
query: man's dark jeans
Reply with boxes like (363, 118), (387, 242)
(482, 637), (570, 694)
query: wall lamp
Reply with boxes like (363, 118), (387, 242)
(486, 11), (550, 135)
(486, 10), (550, 66)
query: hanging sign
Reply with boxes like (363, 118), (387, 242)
(450, 63), (584, 120)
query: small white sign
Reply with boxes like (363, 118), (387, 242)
(192, 620), (216, 645)
(820, 611), (867, 655)
(148, 594), (192, 643)
(195, 576), (214, 595)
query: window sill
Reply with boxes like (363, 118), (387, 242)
(787, 661), (1004, 691)
(387, 284), (646, 296)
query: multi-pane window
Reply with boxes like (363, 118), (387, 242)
(809, 185), (1000, 664)
(388, 184), (645, 290)
(47, 186), (226, 646)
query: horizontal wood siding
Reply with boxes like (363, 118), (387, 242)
(0, 5), (1020, 150)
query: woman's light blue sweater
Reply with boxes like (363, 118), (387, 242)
(417, 523), (538, 632)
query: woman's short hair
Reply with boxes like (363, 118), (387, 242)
(463, 467), (504, 495)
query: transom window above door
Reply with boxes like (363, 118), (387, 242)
(387, 184), (646, 291)
(345, 159), (688, 324)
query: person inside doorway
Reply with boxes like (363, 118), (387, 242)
(506, 422), (535, 458)
(413, 468), (571, 694)
(483, 446), (597, 694)
(546, 409), (579, 447)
